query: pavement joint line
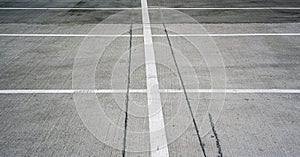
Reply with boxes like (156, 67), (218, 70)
(1, 7), (300, 10)
(141, 0), (169, 156)
(160, 12), (206, 156)
(122, 7), (134, 156)
(1, 89), (300, 94)
(1, 33), (300, 37)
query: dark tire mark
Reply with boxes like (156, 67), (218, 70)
(209, 113), (223, 157)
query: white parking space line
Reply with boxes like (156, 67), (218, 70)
(0, 7), (137, 10)
(155, 33), (300, 37)
(0, 89), (141, 94)
(150, 7), (300, 10)
(1, 34), (300, 37)
(1, 89), (300, 94)
(162, 89), (300, 93)
(1, 7), (300, 10)
(141, 0), (169, 156)
(0, 34), (138, 37)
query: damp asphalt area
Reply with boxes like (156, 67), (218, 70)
(0, 0), (300, 156)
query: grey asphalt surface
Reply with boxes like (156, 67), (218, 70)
(0, 0), (300, 157)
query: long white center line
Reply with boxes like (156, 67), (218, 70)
(141, 0), (169, 156)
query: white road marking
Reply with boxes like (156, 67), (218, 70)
(0, 34), (138, 37)
(0, 7), (138, 10)
(149, 7), (300, 10)
(1, 33), (300, 37)
(1, 89), (300, 94)
(154, 33), (300, 37)
(141, 0), (169, 156)
(1, 7), (300, 10)
(0, 89), (142, 94)
(162, 89), (300, 93)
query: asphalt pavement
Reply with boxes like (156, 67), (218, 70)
(0, 0), (300, 156)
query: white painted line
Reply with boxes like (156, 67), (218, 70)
(1, 89), (300, 94)
(149, 7), (300, 10)
(141, 0), (169, 156)
(161, 89), (300, 93)
(0, 89), (145, 94)
(0, 34), (143, 37)
(0, 7), (138, 10)
(153, 33), (300, 37)
(1, 7), (300, 10)
(1, 33), (300, 37)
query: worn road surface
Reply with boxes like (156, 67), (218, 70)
(0, 0), (300, 156)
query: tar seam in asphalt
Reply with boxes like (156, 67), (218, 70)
(157, 7), (207, 157)
(122, 6), (134, 157)
(209, 113), (223, 157)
